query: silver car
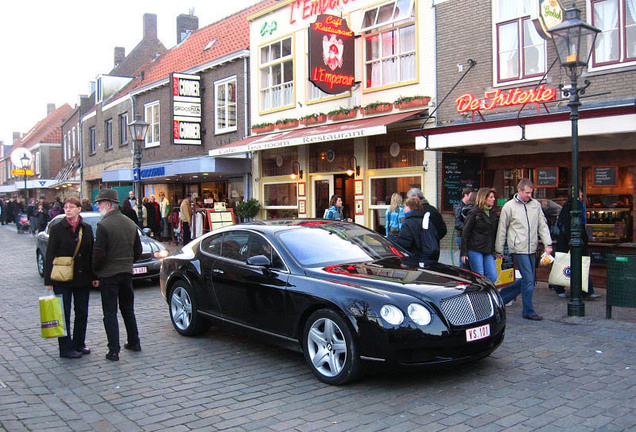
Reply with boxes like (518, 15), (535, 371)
(36, 211), (168, 280)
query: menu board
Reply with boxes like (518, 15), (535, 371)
(536, 167), (558, 188)
(592, 166), (617, 187)
(442, 154), (481, 213)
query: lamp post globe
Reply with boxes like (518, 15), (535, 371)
(548, 3), (600, 317)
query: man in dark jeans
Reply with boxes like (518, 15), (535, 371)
(93, 189), (142, 361)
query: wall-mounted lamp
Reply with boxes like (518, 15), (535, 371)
(291, 161), (303, 180)
(346, 156), (360, 177)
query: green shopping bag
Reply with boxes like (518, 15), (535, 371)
(39, 294), (67, 338)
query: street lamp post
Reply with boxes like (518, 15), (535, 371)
(20, 154), (29, 200)
(548, 4), (600, 317)
(128, 115), (150, 228)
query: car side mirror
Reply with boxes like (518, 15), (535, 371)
(247, 254), (271, 267)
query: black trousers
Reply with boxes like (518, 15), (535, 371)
(182, 221), (191, 245)
(100, 273), (139, 354)
(53, 285), (90, 356)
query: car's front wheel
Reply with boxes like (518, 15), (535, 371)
(302, 309), (360, 385)
(169, 280), (209, 336)
(36, 250), (44, 277)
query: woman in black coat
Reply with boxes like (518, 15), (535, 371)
(396, 197), (439, 267)
(461, 188), (498, 283)
(44, 197), (98, 359)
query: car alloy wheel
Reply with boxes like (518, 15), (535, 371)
(303, 309), (360, 385)
(169, 281), (209, 336)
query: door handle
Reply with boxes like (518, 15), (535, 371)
(213, 268), (224, 274)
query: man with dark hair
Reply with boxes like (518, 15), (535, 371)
(93, 188), (142, 361)
(406, 187), (447, 261)
(495, 179), (553, 321)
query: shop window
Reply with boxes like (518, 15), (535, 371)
(369, 175), (422, 234)
(309, 140), (354, 173)
(215, 77), (237, 134)
(105, 119), (113, 150)
(260, 37), (293, 111)
(592, 0), (636, 67)
(144, 101), (160, 148)
(368, 130), (422, 169)
(261, 147), (298, 177)
(494, 0), (546, 83)
(263, 182), (299, 219)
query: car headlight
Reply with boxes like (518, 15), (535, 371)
(491, 290), (503, 308)
(408, 303), (432, 326)
(154, 249), (169, 258)
(380, 305), (404, 325)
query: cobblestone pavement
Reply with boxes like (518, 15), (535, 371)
(1, 224), (635, 432)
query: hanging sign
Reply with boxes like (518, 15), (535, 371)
(308, 14), (355, 94)
(533, 0), (564, 39)
(455, 85), (557, 113)
(171, 73), (202, 145)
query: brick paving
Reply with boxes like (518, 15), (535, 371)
(0, 224), (634, 431)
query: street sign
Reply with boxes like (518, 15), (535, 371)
(133, 167), (140, 182)
(11, 169), (34, 176)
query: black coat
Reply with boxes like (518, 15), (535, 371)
(555, 199), (589, 254)
(44, 217), (95, 287)
(396, 210), (440, 264)
(422, 203), (447, 241)
(461, 207), (498, 256)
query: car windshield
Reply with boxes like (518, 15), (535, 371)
(278, 225), (403, 267)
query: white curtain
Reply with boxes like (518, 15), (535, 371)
(594, 0), (619, 63)
(627, 0), (636, 58)
(498, 22), (519, 79)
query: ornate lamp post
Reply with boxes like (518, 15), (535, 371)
(20, 153), (30, 199)
(548, 4), (600, 317)
(127, 115), (150, 228)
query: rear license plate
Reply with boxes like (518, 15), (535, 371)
(466, 324), (490, 342)
(133, 266), (147, 275)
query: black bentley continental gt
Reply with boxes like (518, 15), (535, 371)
(160, 219), (505, 385)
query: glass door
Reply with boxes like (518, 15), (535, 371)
(313, 175), (333, 218)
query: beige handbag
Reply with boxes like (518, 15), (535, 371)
(50, 228), (83, 282)
(548, 251), (590, 292)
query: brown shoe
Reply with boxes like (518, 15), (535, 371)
(523, 314), (543, 321)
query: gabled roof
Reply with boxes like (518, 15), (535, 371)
(118, 0), (278, 98)
(13, 104), (73, 150)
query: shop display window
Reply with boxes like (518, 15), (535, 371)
(368, 130), (422, 169)
(369, 175), (422, 234)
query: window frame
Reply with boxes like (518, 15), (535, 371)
(119, 113), (129, 146)
(144, 101), (161, 148)
(259, 36), (294, 112)
(591, 0), (636, 68)
(104, 119), (113, 150)
(89, 126), (96, 154)
(214, 76), (238, 134)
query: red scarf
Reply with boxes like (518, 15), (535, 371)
(67, 217), (80, 232)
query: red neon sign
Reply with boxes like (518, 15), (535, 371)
(290, 0), (358, 25)
(456, 85), (557, 113)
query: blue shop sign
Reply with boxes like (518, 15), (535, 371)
(140, 167), (166, 179)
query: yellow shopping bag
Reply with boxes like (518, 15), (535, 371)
(39, 294), (67, 338)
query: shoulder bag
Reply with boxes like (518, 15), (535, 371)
(50, 228), (83, 282)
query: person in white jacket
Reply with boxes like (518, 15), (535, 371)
(495, 179), (553, 321)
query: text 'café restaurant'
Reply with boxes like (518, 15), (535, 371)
(414, 84), (636, 287)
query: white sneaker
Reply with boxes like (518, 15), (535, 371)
(505, 299), (515, 307)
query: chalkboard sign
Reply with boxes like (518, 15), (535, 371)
(442, 154), (481, 213)
(592, 166), (617, 187)
(536, 167), (558, 188)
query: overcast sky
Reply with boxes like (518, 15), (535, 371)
(0, 0), (263, 148)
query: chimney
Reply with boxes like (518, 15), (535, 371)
(177, 13), (199, 44)
(13, 132), (21, 144)
(143, 13), (158, 40)
(47, 103), (56, 115)
(114, 47), (125, 67)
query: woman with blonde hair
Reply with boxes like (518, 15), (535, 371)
(461, 187), (498, 282)
(385, 193), (405, 241)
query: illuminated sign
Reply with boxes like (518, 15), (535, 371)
(11, 169), (34, 176)
(533, 0), (563, 39)
(290, 0), (358, 25)
(455, 85), (557, 113)
(309, 15), (355, 94)
(171, 73), (201, 145)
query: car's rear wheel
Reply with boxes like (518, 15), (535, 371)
(302, 309), (360, 385)
(37, 250), (44, 277)
(169, 280), (209, 336)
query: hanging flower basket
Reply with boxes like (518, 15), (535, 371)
(361, 103), (393, 115)
(300, 114), (327, 126)
(328, 108), (358, 121)
(251, 123), (275, 134)
(276, 119), (300, 130)
(394, 96), (431, 110)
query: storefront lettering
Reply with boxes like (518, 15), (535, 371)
(173, 121), (201, 140)
(173, 76), (200, 97)
(290, 0), (356, 25)
(311, 67), (355, 89)
(455, 85), (557, 113)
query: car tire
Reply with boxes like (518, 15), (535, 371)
(302, 309), (360, 385)
(36, 250), (44, 277)
(169, 280), (210, 336)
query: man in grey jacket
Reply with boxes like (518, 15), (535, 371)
(495, 179), (553, 321)
(93, 189), (142, 361)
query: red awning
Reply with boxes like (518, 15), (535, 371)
(209, 111), (422, 156)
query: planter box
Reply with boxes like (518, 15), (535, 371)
(328, 109), (358, 121)
(394, 97), (431, 110)
(362, 104), (393, 115)
(252, 124), (275, 134)
(300, 115), (327, 126)
(276, 120), (299, 130)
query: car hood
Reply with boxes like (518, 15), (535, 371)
(304, 257), (493, 301)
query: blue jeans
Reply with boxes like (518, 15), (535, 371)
(499, 254), (537, 317)
(467, 251), (497, 283)
(100, 273), (139, 354)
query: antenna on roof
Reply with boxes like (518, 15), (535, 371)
(189, 8), (195, 16)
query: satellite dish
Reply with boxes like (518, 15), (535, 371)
(11, 147), (33, 168)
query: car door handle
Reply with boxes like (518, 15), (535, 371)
(213, 269), (224, 275)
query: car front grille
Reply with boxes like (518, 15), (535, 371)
(439, 291), (494, 326)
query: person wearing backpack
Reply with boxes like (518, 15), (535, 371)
(396, 197), (439, 267)
(385, 193), (405, 242)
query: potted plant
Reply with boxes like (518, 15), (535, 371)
(275, 118), (300, 129)
(300, 112), (327, 126)
(235, 198), (261, 222)
(327, 107), (359, 121)
(394, 96), (431, 110)
(251, 122), (275, 134)
(361, 102), (393, 115)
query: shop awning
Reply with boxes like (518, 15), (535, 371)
(410, 104), (636, 150)
(209, 111), (423, 156)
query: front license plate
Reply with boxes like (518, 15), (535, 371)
(133, 266), (147, 275)
(466, 324), (490, 342)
